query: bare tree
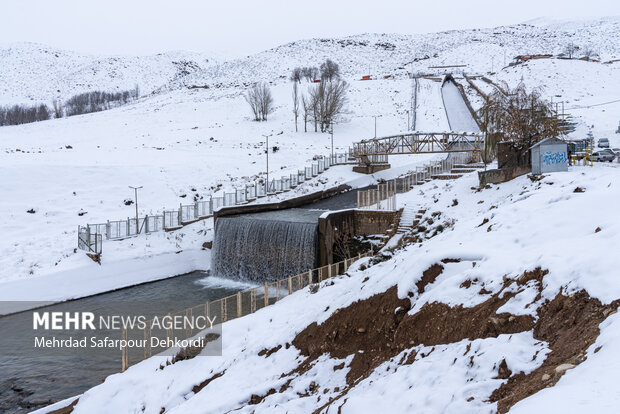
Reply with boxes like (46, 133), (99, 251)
(581, 45), (599, 60)
(308, 84), (321, 132)
(301, 93), (310, 132)
(244, 82), (274, 121)
(320, 59), (340, 81)
(306, 79), (348, 132)
(52, 100), (63, 119)
(562, 43), (579, 59)
(479, 81), (560, 158)
(290, 67), (302, 83)
(301, 66), (319, 82)
(292, 82), (299, 132)
(321, 79), (348, 131)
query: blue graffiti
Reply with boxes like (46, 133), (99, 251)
(542, 151), (567, 166)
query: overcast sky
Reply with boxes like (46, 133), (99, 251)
(1, 0), (619, 58)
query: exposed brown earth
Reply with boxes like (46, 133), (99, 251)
(184, 263), (618, 413)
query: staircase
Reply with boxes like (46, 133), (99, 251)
(396, 204), (419, 234)
(432, 163), (485, 180)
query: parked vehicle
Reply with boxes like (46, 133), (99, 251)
(588, 150), (615, 162)
(598, 138), (610, 148)
(611, 148), (620, 157)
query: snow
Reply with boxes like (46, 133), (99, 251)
(442, 79), (481, 133)
(35, 160), (620, 414)
(509, 312), (620, 413)
(7, 15), (620, 414)
(414, 78), (449, 131)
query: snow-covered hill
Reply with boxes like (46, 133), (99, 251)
(2, 17), (619, 106)
(0, 42), (214, 105)
(172, 17), (620, 89)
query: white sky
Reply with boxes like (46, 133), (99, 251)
(1, 0), (619, 58)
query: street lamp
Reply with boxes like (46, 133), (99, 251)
(262, 133), (273, 193)
(128, 186), (143, 233)
(329, 122), (334, 160)
(374, 116), (377, 138)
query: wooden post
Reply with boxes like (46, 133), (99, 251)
(308, 270), (313, 285)
(288, 276), (293, 295)
(121, 326), (127, 372)
(167, 312), (172, 342)
(328, 264), (332, 278)
(264, 282), (269, 307)
(222, 298), (227, 322)
(237, 291), (242, 318)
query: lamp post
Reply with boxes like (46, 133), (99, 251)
(374, 116), (377, 138)
(262, 133), (273, 193)
(128, 186), (142, 233)
(329, 121), (334, 160)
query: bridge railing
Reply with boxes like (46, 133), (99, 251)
(352, 132), (483, 160)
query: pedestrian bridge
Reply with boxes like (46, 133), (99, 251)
(352, 131), (483, 157)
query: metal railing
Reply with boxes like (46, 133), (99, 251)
(77, 152), (354, 254)
(121, 249), (374, 370)
(356, 152), (473, 210)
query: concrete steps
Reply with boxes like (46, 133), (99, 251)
(396, 205), (419, 234)
(453, 163), (485, 169)
(450, 168), (476, 174)
(431, 174), (463, 180)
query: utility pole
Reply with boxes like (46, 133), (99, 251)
(329, 122), (334, 160)
(374, 116), (377, 138)
(128, 186), (142, 233)
(262, 133), (273, 193)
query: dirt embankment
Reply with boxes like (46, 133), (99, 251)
(288, 264), (619, 412)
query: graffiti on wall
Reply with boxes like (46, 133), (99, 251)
(541, 151), (567, 166)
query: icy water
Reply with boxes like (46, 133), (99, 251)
(0, 271), (247, 414)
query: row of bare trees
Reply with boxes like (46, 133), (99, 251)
(290, 59), (341, 83)
(0, 104), (51, 126)
(0, 85), (140, 127)
(293, 80), (348, 133)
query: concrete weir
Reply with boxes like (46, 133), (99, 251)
(211, 209), (322, 282)
(211, 184), (399, 281)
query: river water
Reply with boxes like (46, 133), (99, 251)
(0, 271), (248, 414)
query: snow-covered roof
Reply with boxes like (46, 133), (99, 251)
(530, 137), (567, 149)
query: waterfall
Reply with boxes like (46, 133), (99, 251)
(211, 209), (323, 282)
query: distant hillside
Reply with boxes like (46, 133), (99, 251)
(0, 42), (214, 105)
(171, 17), (620, 89)
(2, 17), (619, 104)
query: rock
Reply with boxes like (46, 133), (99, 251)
(555, 363), (576, 373)
(497, 359), (512, 379)
(202, 241), (212, 249)
(508, 316), (516, 322)
(541, 373), (551, 381)
(357, 327), (366, 333)
(595, 227), (601, 233)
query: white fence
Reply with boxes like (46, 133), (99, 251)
(78, 152), (355, 253)
(356, 152), (473, 210)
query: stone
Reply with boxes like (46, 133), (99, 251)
(357, 327), (366, 333)
(541, 373), (551, 381)
(555, 363), (576, 373)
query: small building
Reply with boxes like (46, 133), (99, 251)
(530, 137), (568, 175)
